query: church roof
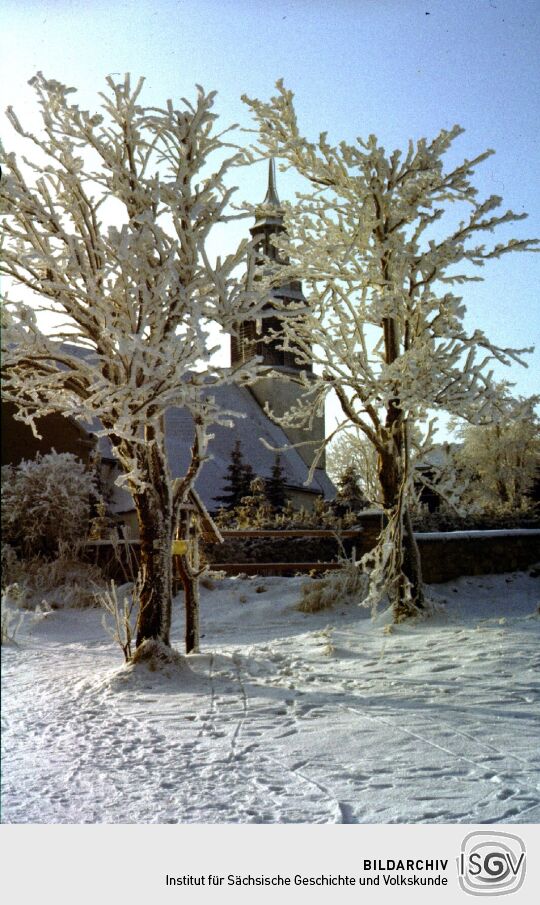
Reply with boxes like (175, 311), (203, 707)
(93, 380), (334, 514)
(165, 383), (334, 508)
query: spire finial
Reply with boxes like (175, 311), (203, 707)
(263, 158), (280, 207)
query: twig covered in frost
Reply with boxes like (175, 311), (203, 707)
(99, 580), (137, 662)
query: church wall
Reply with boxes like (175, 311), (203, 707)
(283, 487), (321, 512)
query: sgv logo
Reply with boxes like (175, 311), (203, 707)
(458, 831), (526, 896)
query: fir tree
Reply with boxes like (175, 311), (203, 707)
(214, 439), (255, 510)
(336, 464), (368, 510)
(266, 454), (288, 511)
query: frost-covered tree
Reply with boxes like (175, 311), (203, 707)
(1, 451), (96, 558)
(243, 82), (538, 620)
(335, 463), (369, 511)
(1, 74), (267, 654)
(454, 394), (540, 512)
(327, 430), (380, 505)
(234, 475), (273, 527)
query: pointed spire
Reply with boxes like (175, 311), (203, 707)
(251, 158), (284, 232)
(263, 158), (280, 207)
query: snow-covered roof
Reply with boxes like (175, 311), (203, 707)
(416, 443), (461, 469)
(56, 343), (335, 512)
(98, 384), (334, 513)
(163, 384), (334, 510)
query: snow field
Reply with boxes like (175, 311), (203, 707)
(1, 572), (539, 824)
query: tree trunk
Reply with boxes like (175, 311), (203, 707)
(377, 308), (425, 621)
(177, 555), (200, 654)
(377, 436), (425, 621)
(134, 479), (174, 649)
(176, 509), (201, 654)
(401, 506), (424, 615)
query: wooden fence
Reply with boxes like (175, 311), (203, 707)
(83, 529), (365, 578)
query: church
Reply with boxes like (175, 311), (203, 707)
(1, 163), (334, 530)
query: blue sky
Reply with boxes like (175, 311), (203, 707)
(3, 0), (539, 410)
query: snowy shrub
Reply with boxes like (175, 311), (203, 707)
(1, 601), (23, 645)
(297, 560), (368, 613)
(313, 626), (336, 656)
(1, 555), (104, 611)
(1, 582), (33, 610)
(98, 580), (137, 662)
(217, 495), (356, 532)
(1, 451), (97, 558)
(130, 638), (184, 670)
(199, 571), (226, 590)
(411, 502), (539, 533)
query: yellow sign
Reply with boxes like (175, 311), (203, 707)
(171, 539), (188, 555)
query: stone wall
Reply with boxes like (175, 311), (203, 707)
(85, 526), (540, 585)
(416, 530), (540, 583)
(205, 525), (540, 584)
(205, 512), (384, 568)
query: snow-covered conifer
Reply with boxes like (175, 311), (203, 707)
(335, 464), (369, 513)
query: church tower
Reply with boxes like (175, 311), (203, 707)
(231, 160), (325, 472)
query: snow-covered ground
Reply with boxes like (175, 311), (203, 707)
(2, 571), (539, 824)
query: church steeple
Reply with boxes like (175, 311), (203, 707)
(230, 159), (324, 474)
(231, 160), (307, 371)
(263, 158), (280, 207)
(250, 158), (285, 246)
(263, 157), (280, 207)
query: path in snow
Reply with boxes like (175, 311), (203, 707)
(2, 572), (539, 823)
